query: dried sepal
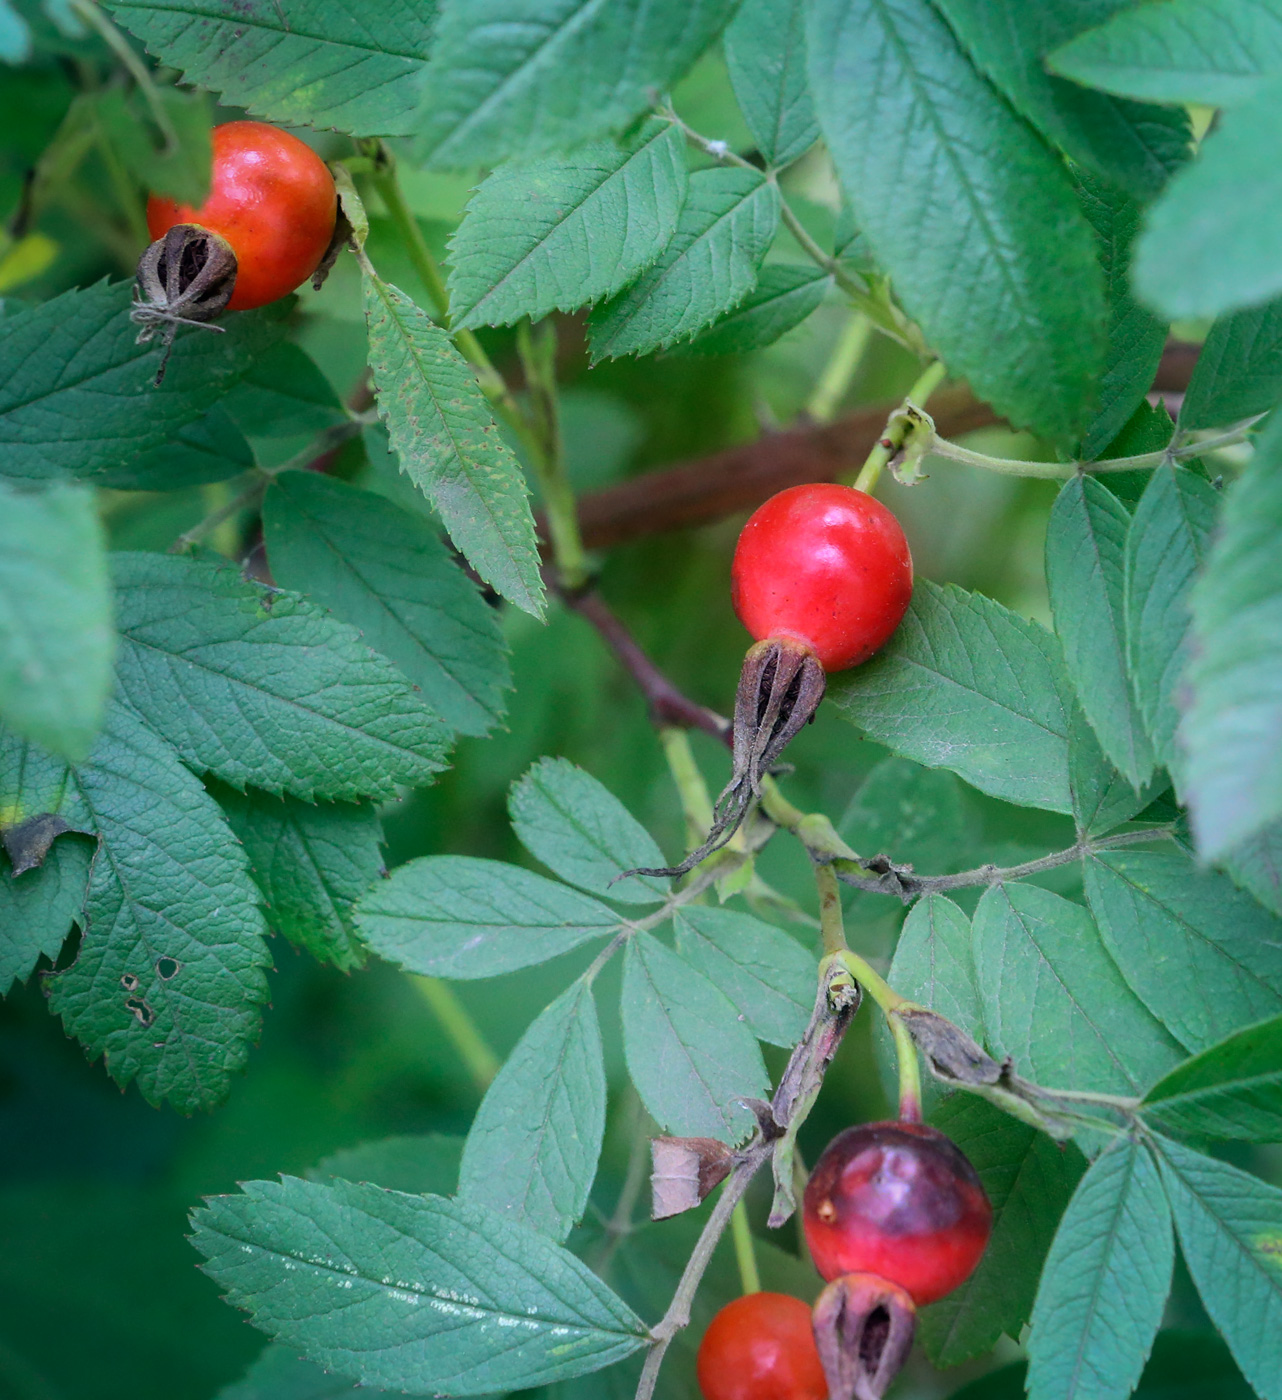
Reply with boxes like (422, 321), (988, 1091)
(650, 1135), (733, 1219)
(130, 223), (237, 385)
(812, 1272), (916, 1400)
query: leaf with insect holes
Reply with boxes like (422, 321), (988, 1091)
(622, 931), (769, 1144)
(363, 273), (544, 616)
(0, 281), (286, 481)
(1182, 419), (1282, 858)
(355, 856), (620, 980)
(413, 0), (740, 168)
(831, 581), (1075, 814)
(724, 0), (820, 167)
(1026, 1138), (1173, 1400)
(459, 979), (605, 1242)
(20, 700), (273, 1113)
(588, 167), (781, 361)
(263, 471), (510, 738)
(447, 120), (689, 330)
(808, 0), (1105, 443)
(0, 481), (114, 763)
(111, 552), (449, 803)
(508, 756), (669, 905)
(1141, 1015), (1282, 1142)
(105, 0), (434, 137)
(1084, 848), (1282, 1053)
(1047, 474), (1155, 788)
(190, 1177), (650, 1393)
(215, 785), (383, 974)
(0, 830), (92, 994)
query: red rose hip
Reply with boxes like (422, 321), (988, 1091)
(697, 1292), (828, 1400)
(731, 483), (913, 672)
(803, 1121), (992, 1305)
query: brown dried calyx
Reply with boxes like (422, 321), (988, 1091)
(627, 636), (826, 880)
(812, 1273), (917, 1400)
(131, 223), (237, 385)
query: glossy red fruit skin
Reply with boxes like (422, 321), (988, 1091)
(731, 483), (912, 673)
(147, 121), (336, 311)
(803, 1121), (992, 1306)
(697, 1292), (828, 1400)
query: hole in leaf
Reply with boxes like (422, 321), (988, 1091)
(155, 957), (180, 981)
(120, 973), (140, 991)
(124, 997), (154, 1028)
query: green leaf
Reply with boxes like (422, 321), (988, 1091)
(1182, 420), (1282, 857)
(1124, 463), (1219, 773)
(1073, 167), (1170, 462)
(263, 472), (510, 738)
(724, 0), (819, 167)
(1095, 397), (1176, 509)
(0, 482), (114, 761)
(105, 0), (434, 137)
(355, 856), (619, 980)
(1083, 849), (1282, 1053)
(447, 121), (689, 330)
(459, 979), (605, 1242)
(1048, 0), (1282, 110)
(1141, 1014), (1282, 1141)
(831, 580), (1074, 814)
(97, 407), (254, 491)
(215, 786), (383, 973)
(677, 264), (831, 357)
(221, 342), (344, 440)
(972, 882), (1181, 1095)
(1135, 78), (1282, 320)
(891, 894), (982, 1039)
(588, 167), (781, 361)
(39, 700), (271, 1112)
(111, 552), (449, 803)
(1068, 704), (1160, 839)
(1047, 475), (1155, 788)
(95, 85), (212, 207)
(1154, 1135), (1282, 1400)
(190, 1177), (650, 1393)
(0, 830), (91, 993)
(621, 930), (769, 1144)
(363, 273), (544, 616)
(1026, 1140), (1173, 1400)
(808, 0), (1105, 442)
(310, 1134), (464, 1197)
(413, 0), (739, 168)
(919, 1095), (1086, 1366)
(219, 1342), (396, 1400)
(674, 906), (816, 1048)
(1225, 821), (1282, 918)
(0, 281), (285, 481)
(1181, 298), (1282, 432)
(935, 0), (1190, 201)
(507, 756), (669, 906)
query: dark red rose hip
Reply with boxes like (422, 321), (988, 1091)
(803, 1120), (992, 1305)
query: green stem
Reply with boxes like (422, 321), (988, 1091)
(888, 1011), (923, 1123)
(660, 726), (716, 847)
(730, 1201), (762, 1295)
(853, 358), (946, 494)
(806, 312), (873, 424)
(170, 472), (265, 553)
(814, 862), (848, 957)
(71, 0), (179, 150)
(515, 318), (589, 589)
(415, 977), (500, 1093)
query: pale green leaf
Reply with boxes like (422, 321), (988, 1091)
(1141, 1015), (1282, 1141)
(1083, 849), (1282, 1052)
(364, 274), (544, 616)
(724, 0), (819, 167)
(1182, 418), (1282, 857)
(1181, 299), (1282, 432)
(0, 482), (114, 761)
(588, 166), (780, 361)
(190, 1177), (650, 1394)
(111, 552), (449, 803)
(459, 979), (605, 1241)
(831, 580), (1075, 814)
(355, 856), (619, 980)
(891, 894), (982, 1040)
(621, 930), (769, 1144)
(447, 121), (689, 329)
(808, 0), (1105, 442)
(507, 756), (669, 906)
(263, 471), (510, 738)
(1026, 1140), (1172, 1400)
(310, 1134), (464, 1196)
(1225, 821), (1282, 917)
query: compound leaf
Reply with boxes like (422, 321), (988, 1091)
(111, 552), (449, 803)
(190, 1177), (650, 1394)
(459, 979), (605, 1242)
(263, 471), (510, 738)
